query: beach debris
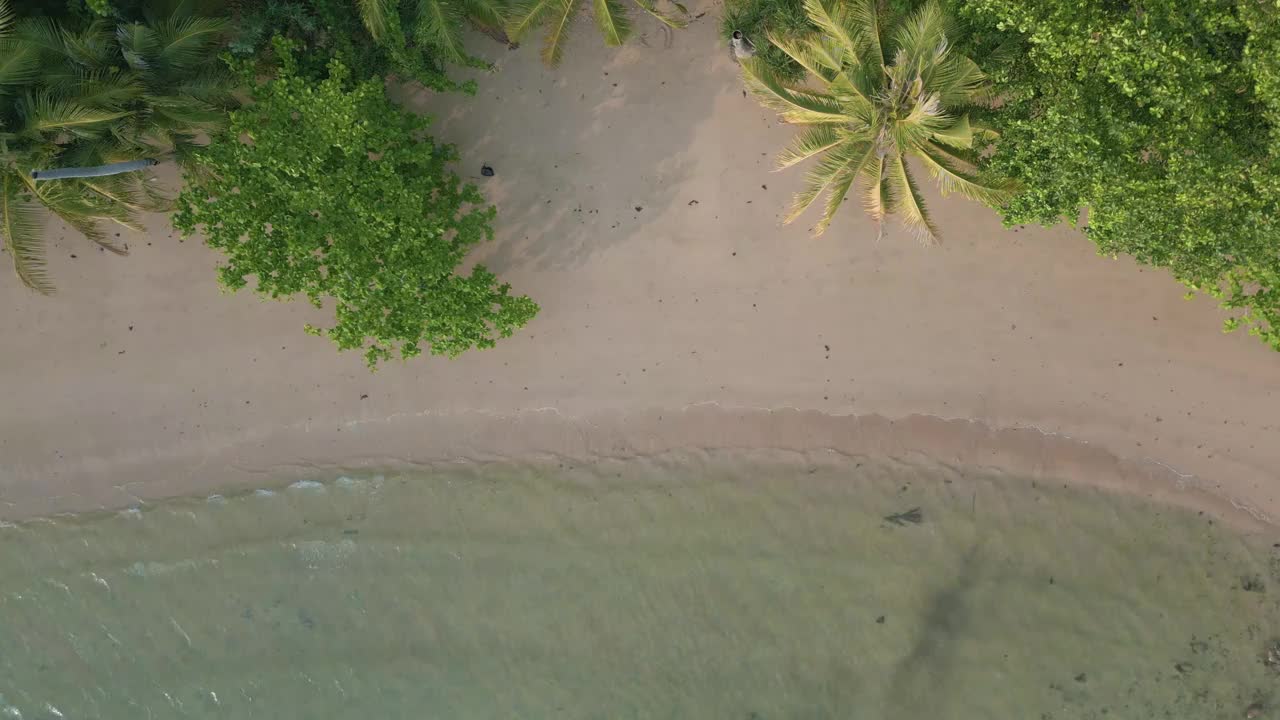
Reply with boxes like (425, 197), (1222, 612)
(1246, 702), (1265, 719)
(1263, 640), (1280, 672)
(1074, 673), (1087, 683)
(481, 164), (495, 177)
(884, 507), (923, 526)
(875, 615), (886, 624)
(1175, 661), (1194, 674)
(1242, 574), (1266, 593)
(730, 30), (756, 61)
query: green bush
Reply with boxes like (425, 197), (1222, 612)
(960, 0), (1280, 350)
(174, 40), (538, 367)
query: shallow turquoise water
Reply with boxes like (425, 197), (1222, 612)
(1, 450), (1277, 719)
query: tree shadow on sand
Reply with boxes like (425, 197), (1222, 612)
(394, 11), (728, 273)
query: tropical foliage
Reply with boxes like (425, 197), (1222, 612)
(174, 40), (538, 367)
(960, 0), (1280, 349)
(230, 0), (505, 92)
(0, 0), (232, 291)
(505, 0), (687, 66)
(742, 0), (1009, 241)
(722, 0), (916, 83)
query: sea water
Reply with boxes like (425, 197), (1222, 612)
(1, 449), (1277, 719)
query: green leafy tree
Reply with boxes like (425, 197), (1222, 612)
(173, 41), (538, 367)
(505, 0), (687, 66)
(0, 0), (230, 291)
(743, 0), (1009, 241)
(958, 0), (1280, 349)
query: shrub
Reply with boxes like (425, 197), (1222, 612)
(173, 41), (538, 367)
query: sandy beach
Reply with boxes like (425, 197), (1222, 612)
(1, 4), (1277, 523)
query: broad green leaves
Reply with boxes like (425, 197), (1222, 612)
(173, 48), (537, 368)
(961, 0), (1280, 350)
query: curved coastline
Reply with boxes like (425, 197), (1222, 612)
(3, 406), (1271, 534)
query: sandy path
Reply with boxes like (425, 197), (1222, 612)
(0, 5), (1276, 521)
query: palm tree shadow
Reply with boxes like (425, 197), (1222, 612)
(883, 545), (985, 717)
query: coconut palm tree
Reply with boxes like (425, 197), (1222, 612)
(0, 0), (231, 292)
(355, 0), (509, 67)
(741, 0), (1010, 242)
(505, 0), (687, 66)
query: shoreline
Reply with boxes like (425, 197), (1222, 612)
(2, 406), (1270, 534)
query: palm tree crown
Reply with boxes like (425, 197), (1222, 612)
(0, 0), (231, 292)
(742, 0), (1009, 242)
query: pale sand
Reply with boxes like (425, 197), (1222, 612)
(0, 6), (1276, 523)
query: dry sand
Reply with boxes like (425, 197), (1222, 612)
(0, 6), (1277, 523)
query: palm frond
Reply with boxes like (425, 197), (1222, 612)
(929, 54), (985, 107)
(68, 69), (146, 108)
(1, 171), (52, 293)
(860, 151), (889, 228)
(0, 38), (38, 90)
(506, 0), (559, 42)
(915, 143), (1010, 206)
(20, 93), (127, 138)
(929, 112), (972, 149)
(0, 0), (13, 38)
(540, 0), (577, 66)
(146, 94), (226, 131)
(357, 0), (398, 42)
(116, 23), (160, 73)
(886, 154), (938, 243)
(594, 0), (631, 47)
(890, 0), (954, 68)
(459, 0), (508, 31)
(14, 18), (66, 57)
(153, 16), (229, 75)
(414, 0), (468, 63)
(741, 59), (847, 124)
(60, 20), (116, 68)
(776, 125), (845, 169)
(630, 0), (686, 29)
(768, 31), (840, 82)
(170, 71), (233, 106)
(785, 139), (869, 225)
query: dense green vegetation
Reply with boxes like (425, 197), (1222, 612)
(7, 0), (1280, 357)
(0, 0), (232, 291)
(729, 0), (1280, 348)
(229, 0), (505, 93)
(959, 0), (1280, 348)
(506, 0), (687, 65)
(742, 0), (1009, 241)
(173, 41), (538, 367)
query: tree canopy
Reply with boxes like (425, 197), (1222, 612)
(172, 41), (537, 367)
(0, 0), (232, 291)
(960, 0), (1280, 349)
(742, 0), (1009, 241)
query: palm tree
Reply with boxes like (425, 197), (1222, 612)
(355, 0), (509, 68)
(0, 0), (231, 292)
(741, 0), (1010, 242)
(505, 0), (687, 66)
